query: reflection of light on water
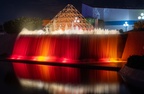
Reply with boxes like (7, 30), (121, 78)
(20, 79), (44, 89)
(99, 58), (126, 63)
(19, 79), (119, 94)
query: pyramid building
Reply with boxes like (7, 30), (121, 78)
(44, 4), (93, 33)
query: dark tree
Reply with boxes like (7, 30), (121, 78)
(3, 17), (43, 34)
(133, 21), (144, 31)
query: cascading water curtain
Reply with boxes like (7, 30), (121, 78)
(11, 34), (120, 62)
(88, 35), (119, 62)
(11, 35), (81, 63)
(11, 34), (121, 85)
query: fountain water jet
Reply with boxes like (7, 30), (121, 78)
(10, 4), (121, 63)
(8, 4), (126, 91)
(11, 34), (121, 63)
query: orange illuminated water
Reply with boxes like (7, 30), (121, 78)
(10, 35), (122, 63)
(9, 33), (144, 93)
(122, 32), (144, 60)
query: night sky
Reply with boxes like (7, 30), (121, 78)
(1, 0), (144, 24)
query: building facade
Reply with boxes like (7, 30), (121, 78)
(82, 4), (144, 32)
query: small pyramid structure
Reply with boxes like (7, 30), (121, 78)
(45, 4), (93, 32)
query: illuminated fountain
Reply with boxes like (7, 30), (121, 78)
(9, 4), (126, 93)
(11, 32), (120, 63)
(10, 4), (121, 63)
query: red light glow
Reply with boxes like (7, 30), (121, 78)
(122, 32), (144, 60)
(13, 63), (81, 84)
(10, 35), (121, 63)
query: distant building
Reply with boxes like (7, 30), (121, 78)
(82, 4), (144, 32)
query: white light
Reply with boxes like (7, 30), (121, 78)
(75, 17), (78, 19)
(74, 20), (77, 23)
(19, 79), (119, 94)
(77, 20), (80, 23)
(138, 16), (141, 19)
(138, 13), (144, 20)
(19, 27), (119, 35)
(123, 22), (129, 27)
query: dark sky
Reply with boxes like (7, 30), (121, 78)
(82, 0), (144, 8)
(1, 0), (144, 24)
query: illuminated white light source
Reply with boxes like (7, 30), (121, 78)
(141, 13), (144, 16)
(77, 20), (80, 23)
(138, 16), (141, 19)
(123, 22), (129, 31)
(75, 17), (78, 19)
(19, 28), (119, 35)
(19, 78), (119, 94)
(138, 13), (144, 20)
(74, 17), (80, 23)
(123, 22), (129, 27)
(19, 28), (46, 35)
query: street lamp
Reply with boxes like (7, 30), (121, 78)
(74, 17), (80, 23)
(123, 22), (129, 31)
(73, 17), (80, 30)
(138, 13), (144, 20)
